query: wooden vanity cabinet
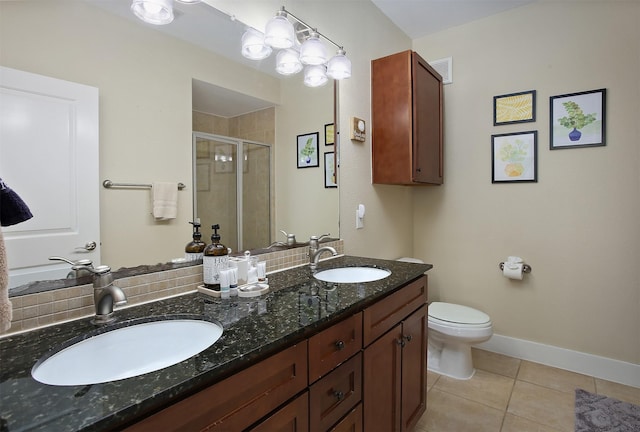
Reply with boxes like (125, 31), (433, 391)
(372, 50), (443, 185)
(362, 276), (428, 432)
(125, 276), (427, 432)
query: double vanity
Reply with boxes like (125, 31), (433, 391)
(0, 256), (431, 431)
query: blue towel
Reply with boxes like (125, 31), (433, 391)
(0, 178), (33, 227)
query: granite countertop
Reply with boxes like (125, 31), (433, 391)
(0, 256), (432, 432)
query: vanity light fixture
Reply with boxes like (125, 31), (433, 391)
(241, 6), (351, 85)
(264, 10), (295, 49)
(275, 49), (303, 75)
(299, 31), (327, 66)
(131, 0), (174, 25)
(241, 28), (273, 60)
(303, 65), (328, 88)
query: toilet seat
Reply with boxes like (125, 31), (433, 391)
(429, 302), (491, 327)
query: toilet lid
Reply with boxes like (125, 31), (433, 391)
(428, 302), (490, 325)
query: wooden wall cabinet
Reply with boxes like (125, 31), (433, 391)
(372, 50), (443, 185)
(362, 277), (428, 432)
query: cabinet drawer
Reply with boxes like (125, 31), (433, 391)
(125, 342), (308, 432)
(329, 403), (362, 432)
(249, 391), (309, 432)
(363, 276), (427, 346)
(308, 313), (362, 383)
(309, 352), (362, 432)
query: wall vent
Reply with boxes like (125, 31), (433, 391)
(429, 57), (452, 85)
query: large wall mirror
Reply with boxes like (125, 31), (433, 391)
(2, 0), (339, 293)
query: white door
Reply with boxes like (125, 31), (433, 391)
(0, 66), (100, 288)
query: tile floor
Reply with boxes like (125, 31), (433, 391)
(415, 348), (640, 432)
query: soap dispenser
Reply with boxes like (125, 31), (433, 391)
(185, 220), (206, 261)
(203, 224), (229, 289)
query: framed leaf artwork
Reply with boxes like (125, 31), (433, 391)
(493, 90), (536, 126)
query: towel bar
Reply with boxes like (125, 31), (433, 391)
(102, 180), (186, 190)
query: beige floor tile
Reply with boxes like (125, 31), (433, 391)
(434, 369), (514, 411)
(517, 360), (595, 393)
(427, 370), (441, 392)
(424, 388), (504, 432)
(594, 378), (640, 405)
(473, 348), (521, 378)
(507, 381), (575, 431)
(501, 413), (564, 432)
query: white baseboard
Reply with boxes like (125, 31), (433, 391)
(476, 334), (640, 389)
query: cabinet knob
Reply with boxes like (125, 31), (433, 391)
(404, 334), (413, 343)
(416, 168), (422, 173)
(334, 390), (345, 401)
(397, 338), (406, 347)
(335, 340), (345, 350)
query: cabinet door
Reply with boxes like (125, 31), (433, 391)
(363, 324), (403, 432)
(371, 50), (413, 185)
(249, 392), (309, 432)
(401, 304), (428, 432)
(412, 54), (443, 184)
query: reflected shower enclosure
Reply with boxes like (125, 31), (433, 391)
(193, 132), (271, 252)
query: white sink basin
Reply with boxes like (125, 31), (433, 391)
(32, 319), (223, 386)
(314, 267), (391, 284)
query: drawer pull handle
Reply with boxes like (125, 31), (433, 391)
(334, 390), (345, 401)
(335, 340), (345, 350)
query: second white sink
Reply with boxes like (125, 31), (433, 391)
(314, 267), (391, 284)
(32, 318), (223, 386)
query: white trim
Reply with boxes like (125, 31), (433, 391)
(476, 334), (640, 389)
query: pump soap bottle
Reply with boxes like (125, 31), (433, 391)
(203, 224), (229, 290)
(185, 220), (206, 261)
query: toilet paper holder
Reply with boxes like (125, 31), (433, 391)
(498, 262), (532, 273)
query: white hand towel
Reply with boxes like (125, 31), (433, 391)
(152, 182), (178, 220)
(0, 229), (12, 333)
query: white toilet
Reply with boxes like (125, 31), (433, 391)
(427, 302), (493, 379)
(396, 257), (493, 380)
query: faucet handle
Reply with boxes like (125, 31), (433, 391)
(49, 256), (93, 268)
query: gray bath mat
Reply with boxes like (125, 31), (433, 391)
(575, 388), (640, 431)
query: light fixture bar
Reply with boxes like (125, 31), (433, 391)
(278, 6), (344, 51)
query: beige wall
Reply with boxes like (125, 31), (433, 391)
(412, 1), (640, 364)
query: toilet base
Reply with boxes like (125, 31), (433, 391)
(427, 336), (477, 380)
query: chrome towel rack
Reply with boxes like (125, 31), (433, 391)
(102, 180), (186, 190)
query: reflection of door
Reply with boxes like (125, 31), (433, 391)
(193, 133), (270, 252)
(0, 67), (100, 288)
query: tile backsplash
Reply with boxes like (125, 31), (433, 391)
(4, 240), (343, 337)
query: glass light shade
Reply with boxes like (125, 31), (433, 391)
(241, 28), (272, 60)
(299, 32), (327, 66)
(326, 49), (352, 80)
(276, 49), (303, 75)
(131, 0), (174, 25)
(303, 65), (328, 87)
(175, 0), (200, 3)
(264, 13), (295, 49)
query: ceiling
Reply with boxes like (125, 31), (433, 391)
(88, 0), (534, 116)
(371, 0), (536, 39)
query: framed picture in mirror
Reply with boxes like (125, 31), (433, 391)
(297, 132), (319, 168)
(324, 152), (337, 188)
(325, 123), (335, 145)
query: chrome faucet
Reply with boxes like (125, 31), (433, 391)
(309, 234), (338, 270)
(52, 257), (127, 324)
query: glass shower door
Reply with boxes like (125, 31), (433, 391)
(193, 132), (271, 252)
